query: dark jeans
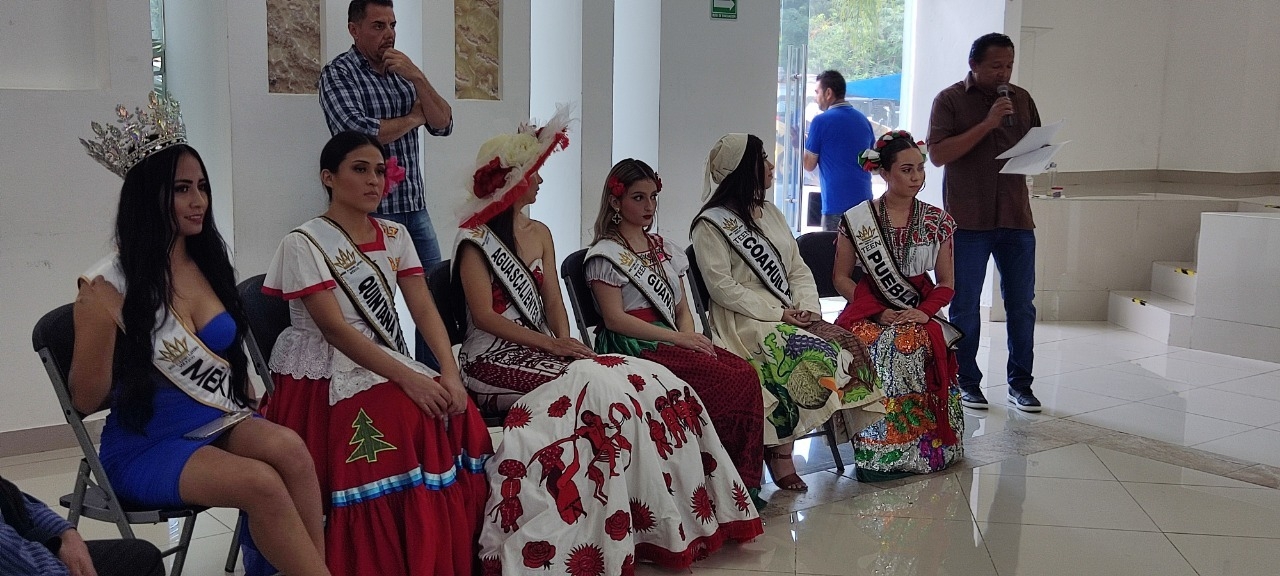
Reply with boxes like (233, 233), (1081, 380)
(949, 228), (1036, 395)
(86, 539), (165, 576)
(376, 208), (442, 371)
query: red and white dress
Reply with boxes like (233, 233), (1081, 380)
(262, 217), (493, 576)
(458, 253), (763, 575)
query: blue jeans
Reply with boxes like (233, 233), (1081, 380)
(949, 228), (1036, 395)
(377, 208), (442, 371)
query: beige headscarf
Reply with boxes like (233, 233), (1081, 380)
(702, 133), (749, 201)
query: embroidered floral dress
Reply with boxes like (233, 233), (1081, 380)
(585, 234), (764, 493)
(690, 202), (882, 446)
(835, 200), (964, 479)
(262, 217), (493, 576)
(456, 245), (762, 575)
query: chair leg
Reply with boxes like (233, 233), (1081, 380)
(224, 515), (242, 573)
(824, 421), (845, 472)
(67, 459), (89, 527)
(168, 516), (198, 576)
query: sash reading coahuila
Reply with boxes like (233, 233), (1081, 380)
(842, 201), (963, 348)
(81, 255), (248, 413)
(586, 239), (679, 329)
(696, 206), (793, 307)
(294, 217), (410, 356)
(457, 226), (547, 331)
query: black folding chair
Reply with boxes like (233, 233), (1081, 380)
(559, 249), (603, 347)
(236, 274), (287, 393)
(32, 304), (225, 576)
(685, 244), (846, 472)
(428, 260), (505, 427)
(796, 230), (862, 298)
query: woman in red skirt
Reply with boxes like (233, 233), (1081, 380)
(261, 131), (493, 576)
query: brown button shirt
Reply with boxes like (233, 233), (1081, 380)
(928, 73), (1041, 231)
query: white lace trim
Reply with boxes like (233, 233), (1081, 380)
(268, 328), (439, 405)
(329, 346), (438, 405)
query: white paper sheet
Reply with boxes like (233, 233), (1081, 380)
(997, 119), (1065, 159)
(1000, 142), (1069, 175)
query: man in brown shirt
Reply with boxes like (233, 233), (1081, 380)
(928, 33), (1042, 412)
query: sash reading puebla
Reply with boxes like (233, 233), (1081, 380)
(696, 206), (793, 308)
(457, 226), (547, 332)
(294, 217), (411, 356)
(842, 202), (963, 348)
(81, 255), (247, 413)
(585, 239), (679, 329)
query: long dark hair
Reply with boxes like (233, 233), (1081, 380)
(114, 145), (252, 432)
(693, 134), (767, 236)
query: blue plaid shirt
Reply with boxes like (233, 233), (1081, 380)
(0, 490), (75, 576)
(319, 46), (453, 214)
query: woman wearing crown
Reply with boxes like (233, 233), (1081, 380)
(454, 107), (762, 574)
(71, 92), (331, 576)
(583, 158), (764, 506)
(260, 130), (492, 576)
(690, 133), (883, 492)
(833, 130), (964, 480)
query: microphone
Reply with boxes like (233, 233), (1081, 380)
(997, 84), (1015, 127)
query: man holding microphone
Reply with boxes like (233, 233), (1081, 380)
(927, 33), (1043, 412)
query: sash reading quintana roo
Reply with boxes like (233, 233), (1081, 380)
(586, 238), (679, 329)
(697, 206), (793, 308)
(81, 255), (248, 413)
(294, 217), (411, 356)
(457, 226), (547, 332)
(842, 201), (963, 348)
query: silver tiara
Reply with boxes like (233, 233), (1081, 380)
(80, 91), (188, 179)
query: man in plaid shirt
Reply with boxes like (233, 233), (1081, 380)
(321, 0), (453, 365)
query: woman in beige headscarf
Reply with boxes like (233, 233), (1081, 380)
(689, 133), (882, 491)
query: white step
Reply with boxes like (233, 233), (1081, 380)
(1151, 261), (1197, 305)
(1108, 291), (1194, 346)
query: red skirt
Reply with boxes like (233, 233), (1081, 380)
(266, 375), (493, 576)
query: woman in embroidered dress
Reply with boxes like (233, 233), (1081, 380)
(70, 94), (329, 576)
(261, 131), (492, 576)
(455, 108), (762, 575)
(690, 133), (882, 492)
(584, 159), (764, 503)
(833, 131), (963, 481)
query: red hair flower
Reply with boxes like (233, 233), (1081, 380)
(607, 175), (626, 197)
(654, 173), (663, 192)
(473, 157), (513, 199)
(383, 156), (406, 197)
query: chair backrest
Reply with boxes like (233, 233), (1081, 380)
(31, 303), (92, 419)
(559, 248), (601, 347)
(427, 260), (467, 345)
(683, 245), (713, 338)
(797, 230), (855, 298)
(237, 274), (290, 392)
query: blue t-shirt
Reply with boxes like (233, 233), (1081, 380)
(805, 103), (875, 215)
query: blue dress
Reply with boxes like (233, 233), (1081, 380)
(98, 311), (238, 508)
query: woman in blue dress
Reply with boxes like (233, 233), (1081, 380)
(70, 93), (330, 576)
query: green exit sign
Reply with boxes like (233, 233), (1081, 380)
(711, 0), (738, 20)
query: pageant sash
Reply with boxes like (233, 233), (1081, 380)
(294, 217), (410, 356)
(842, 202), (963, 348)
(457, 226), (546, 330)
(586, 238), (679, 329)
(696, 206), (794, 307)
(81, 255), (247, 413)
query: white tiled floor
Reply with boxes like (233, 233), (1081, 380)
(5, 321), (1280, 575)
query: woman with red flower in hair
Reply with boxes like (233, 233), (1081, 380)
(454, 107), (762, 574)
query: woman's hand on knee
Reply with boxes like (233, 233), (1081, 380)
(399, 374), (450, 418)
(439, 372), (469, 415)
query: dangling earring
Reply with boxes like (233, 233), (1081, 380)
(611, 210), (621, 225)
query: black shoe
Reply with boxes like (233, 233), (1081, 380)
(960, 389), (988, 409)
(1007, 391), (1042, 413)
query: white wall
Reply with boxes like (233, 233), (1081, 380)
(0, 0), (104, 90)
(0, 0), (154, 434)
(611, 0), (661, 166)
(530, 0), (584, 259)
(656, 0), (779, 238)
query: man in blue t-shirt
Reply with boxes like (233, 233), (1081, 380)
(804, 70), (876, 230)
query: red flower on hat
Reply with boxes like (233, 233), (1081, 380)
(473, 157), (513, 199)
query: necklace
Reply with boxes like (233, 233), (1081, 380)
(611, 231), (667, 280)
(877, 197), (921, 266)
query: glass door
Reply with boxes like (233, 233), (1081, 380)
(776, 0), (810, 234)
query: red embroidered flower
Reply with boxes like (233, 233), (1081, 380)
(604, 510), (631, 541)
(497, 459), (527, 478)
(701, 452), (718, 476)
(548, 395), (572, 417)
(564, 543), (605, 576)
(473, 157), (513, 199)
(480, 555), (502, 576)
(627, 373), (646, 392)
(622, 554), (634, 571)
(691, 484), (716, 524)
(383, 155), (406, 197)
(630, 498), (656, 532)
(521, 540), (556, 569)
(606, 175), (626, 197)
(593, 355), (626, 368)
(490, 284), (510, 314)
(732, 482), (751, 512)
(504, 403), (532, 429)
